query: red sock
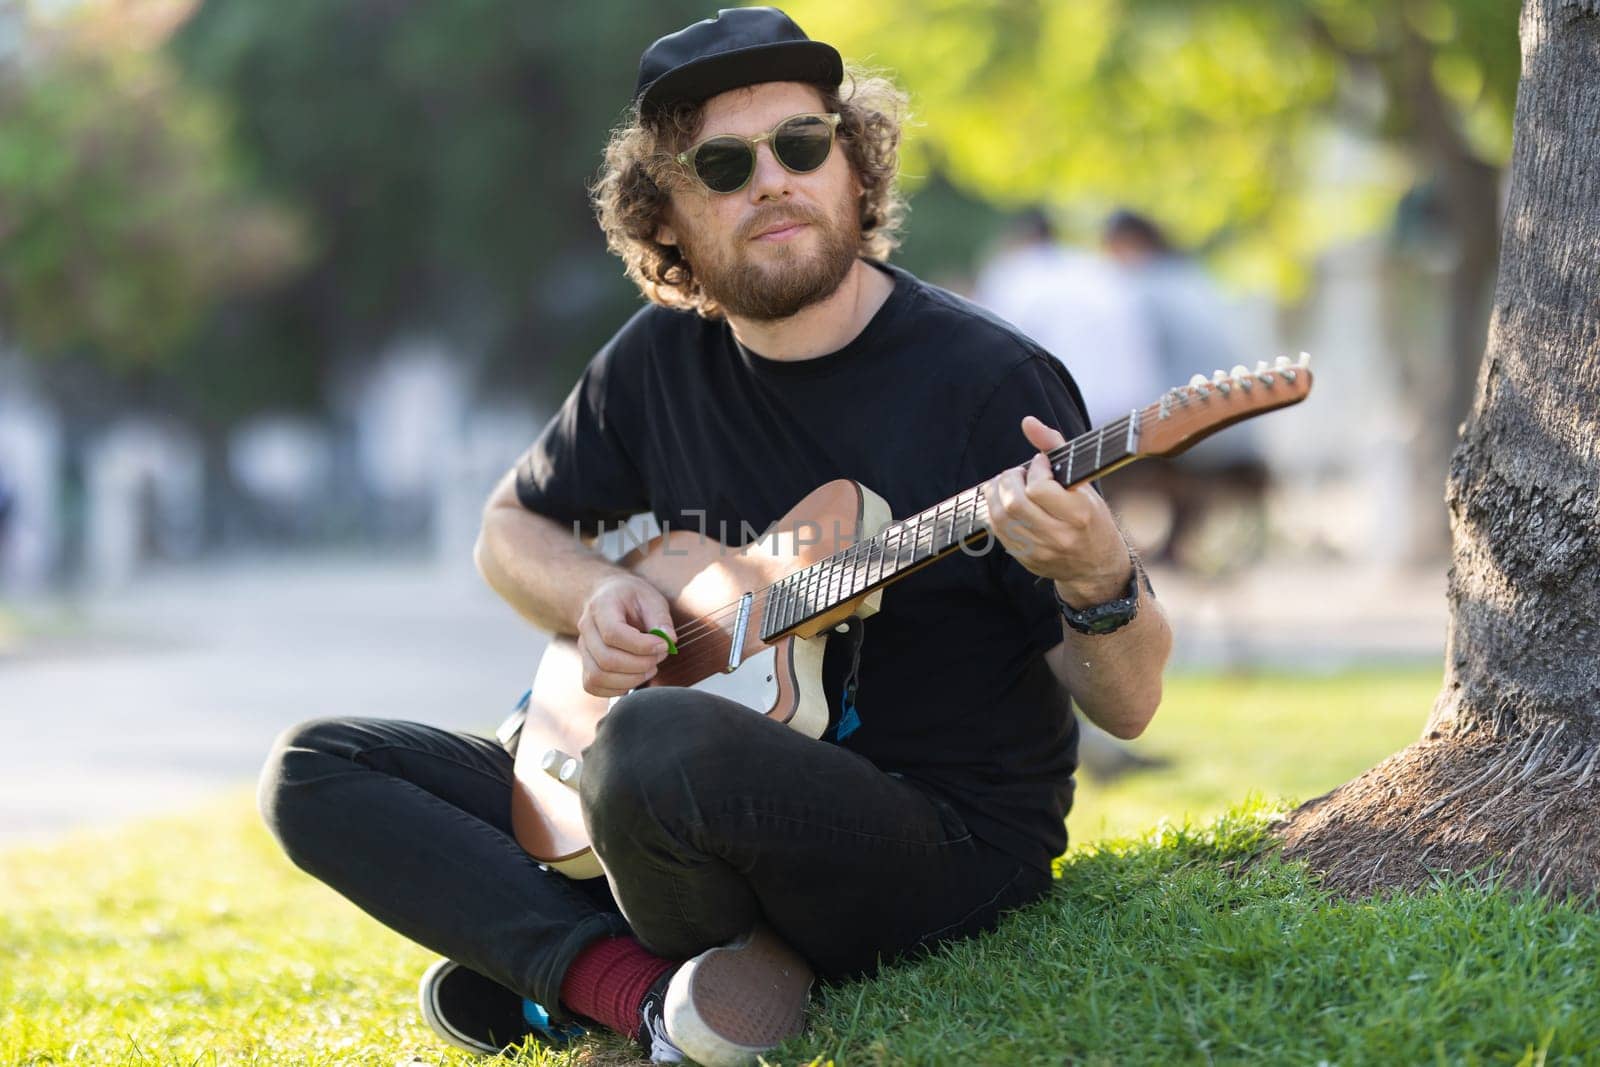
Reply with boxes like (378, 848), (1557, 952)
(559, 936), (677, 1040)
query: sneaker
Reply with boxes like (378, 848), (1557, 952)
(657, 927), (813, 1067)
(638, 971), (686, 1063)
(417, 958), (583, 1056)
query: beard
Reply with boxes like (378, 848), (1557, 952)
(679, 197), (861, 322)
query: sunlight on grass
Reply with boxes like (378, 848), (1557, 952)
(11, 666), (1542, 1067)
(1070, 667), (1440, 846)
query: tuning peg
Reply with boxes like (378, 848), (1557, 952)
(1230, 364), (1254, 390)
(1274, 355), (1292, 369)
(1297, 351), (1311, 367)
(1188, 373), (1211, 397)
(1255, 360), (1275, 385)
(1211, 369), (1231, 395)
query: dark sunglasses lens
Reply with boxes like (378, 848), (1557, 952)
(693, 138), (754, 193)
(774, 116), (834, 173)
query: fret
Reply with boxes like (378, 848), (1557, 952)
(765, 584), (781, 636)
(800, 563), (817, 625)
(866, 532), (883, 588)
(826, 556), (842, 611)
(1093, 428), (1103, 471)
(780, 575), (797, 632)
(849, 539), (869, 597)
(1064, 445), (1074, 485)
(779, 574), (795, 632)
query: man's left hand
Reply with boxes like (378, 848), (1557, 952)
(982, 415), (1133, 608)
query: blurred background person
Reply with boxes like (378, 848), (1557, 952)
(974, 209), (1163, 429)
(1100, 209), (1271, 571)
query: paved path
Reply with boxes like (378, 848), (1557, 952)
(0, 555), (547, 844)
(0, 554), (1447, 844)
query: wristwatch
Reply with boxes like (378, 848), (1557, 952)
(1053, 561), (1146, 636)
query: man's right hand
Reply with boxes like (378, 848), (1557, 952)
(577, 575), (677, 698)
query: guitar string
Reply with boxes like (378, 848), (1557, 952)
(656, 377), (1255, 656)
(654, 402), (1157, 656)
(655, 393), (1176, 655)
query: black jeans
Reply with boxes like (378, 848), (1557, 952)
(258, 686), (1050, 1017)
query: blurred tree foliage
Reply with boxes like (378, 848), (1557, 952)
(787, 0), (1516, 447)
(0, 2), (300, 371)
(169, 0), (722, 411)
(787, 0), (1514, 288)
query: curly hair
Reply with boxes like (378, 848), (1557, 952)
(591, 64), (911, 319)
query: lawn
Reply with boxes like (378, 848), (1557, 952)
(7, 667), (1597, 1065)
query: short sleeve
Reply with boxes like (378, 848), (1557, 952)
(958, 352), (1093, 653)
(514, 337), (650, 537)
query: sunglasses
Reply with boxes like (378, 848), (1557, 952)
(676, 112), (843, 194)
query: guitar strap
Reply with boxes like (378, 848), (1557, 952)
(830, 615), (866, 743)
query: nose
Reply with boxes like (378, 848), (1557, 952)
(746, 139), (791, 202)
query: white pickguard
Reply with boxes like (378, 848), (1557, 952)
(608, 645), (781, 715)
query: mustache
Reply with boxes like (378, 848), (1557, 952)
(739, 204), (825, 240)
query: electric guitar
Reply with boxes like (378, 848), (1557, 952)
(510, 356), (1315, 878)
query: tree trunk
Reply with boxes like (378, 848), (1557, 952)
(1277, 0), (1600, 896)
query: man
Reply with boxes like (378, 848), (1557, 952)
(258, 9), (1171, 1066)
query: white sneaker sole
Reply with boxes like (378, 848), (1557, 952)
(663, 927), (813, 1067)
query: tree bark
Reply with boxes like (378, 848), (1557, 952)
(1277, 0), (1600, 896)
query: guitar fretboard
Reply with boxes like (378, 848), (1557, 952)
(758, 411), (1142, 640)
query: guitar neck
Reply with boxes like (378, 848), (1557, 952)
(757, 354), (1314, 641)
(756, 414), (1141, 641)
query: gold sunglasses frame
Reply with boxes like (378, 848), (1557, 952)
(675, 112), (843, 194)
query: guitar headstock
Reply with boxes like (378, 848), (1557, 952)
(1136, 353), (1314, 459)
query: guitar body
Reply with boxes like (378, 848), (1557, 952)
(510, 479), (893, 879)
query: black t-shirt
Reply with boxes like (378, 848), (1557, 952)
(515, 260), (1093, 871)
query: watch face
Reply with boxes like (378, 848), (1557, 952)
(1087, 613), (1129, 635)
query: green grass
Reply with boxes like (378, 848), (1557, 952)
(7, 667), (1598, 1065)
(1070, 667), (1442, 845)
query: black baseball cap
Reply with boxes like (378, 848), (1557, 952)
(633, 7), (844, 115)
